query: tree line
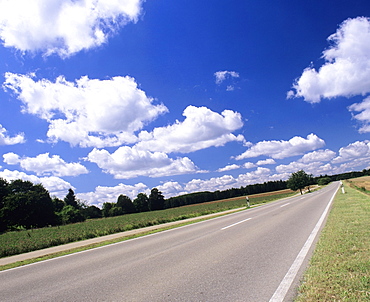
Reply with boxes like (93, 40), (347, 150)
(1, 168), (370, 232)
(0, 178), (166, 232)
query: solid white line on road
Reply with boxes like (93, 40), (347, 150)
(221, 218), (252, 230)
(280, 203), (290, 208)
(269, 184), (339, 302)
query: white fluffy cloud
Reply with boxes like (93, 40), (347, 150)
(0, 169), (73, 198)
(214, 71), (240, 84)
(0, 124), (25, 145)
(78, 140), (370, 205)
(256, 158), (276, 166)
(276, 161), (334, 175)
(185, 174), (237, 193)
(87, 146), (199, 179)
(216, 159), (274, 174)
(299, 149), (336, 164)
(348, 96), (370, 133)
(157, 181), (186, 199)
(77, 182), (148, 207)
(3, 152), (88, 177)
(236, 134), (325, 160)
(276, 141), (370, 175)
(137, 106), (244, 153)
(0, 0), (142, 57)
(235, 167), (272, 186)
(217, 164), (240, 172)
(79, 167), (275, 205)
(184, 167), (272, 194)
(289, 17), (370, 103)
(243, 162), (256, 169)
(332, 141), (370, 164)
(3, 73), (167, 147)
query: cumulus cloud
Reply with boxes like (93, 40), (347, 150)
(3, 152), (88, 177)
(235, 134), (325, 160)
(137, 106), (244, 153)
(289, 17), (370, 103)
(243, 162), (256, 169)
(78, 181), (185, 206)
(77, 182), (148, 207)
(86, 146), (199, 179)
(299, 149), (336, 164)
(256, 158), (276, 166)
(348, 96), (370, 133)
(217, 164), (240, 172)
(332, 140), (370, 164)
(214, 71), (240, 84)
(157, 181), (186, 199)
(235, 167), (272, 186)
(274, 149), (336, 175)
(0, 0), (143, 57)
(185, 174), (237, 193)
(275, 142), (370, 175)
(78, 167), (276, 205)
(0, 124), (25, 145)
(76, 140), (370, 205)
(0, 169), (73, 198)
(275, 161), (333, 175)
(3, 73), (167, 147)
(184, 167), (271, 193)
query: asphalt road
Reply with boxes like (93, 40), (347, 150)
(0, 183), (339, 302)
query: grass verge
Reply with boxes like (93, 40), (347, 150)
(296, 182), (370, 301)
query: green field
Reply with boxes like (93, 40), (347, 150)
(0, 191), (294, 258)
(296, 182), (370, 301)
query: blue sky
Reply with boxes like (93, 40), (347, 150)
(1, 0), (370, 207)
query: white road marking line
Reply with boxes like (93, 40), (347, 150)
(280, 203), (290, 208)
(269, 184), (339, 302)
(221, 218), (252, 230)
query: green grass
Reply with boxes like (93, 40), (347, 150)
(0, 220), (201, 271)
(296, 183), (370, 301)
(0, 191), (294, 259)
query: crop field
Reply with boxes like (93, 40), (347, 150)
(0, 189), (295, 258)
(347, 175), (370, 192)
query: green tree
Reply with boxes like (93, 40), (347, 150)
(58, 205), (85, 224)
(133, 193), (149, 212)
(52, 197), (65, 212)
(108, 206), (123, 217)
(82, 205), (102, 219)
(0, 178), (9, 231)
(287, 170), (313, 195)
(318, 177), (331, 186)
(0, 178), (9, 205)
(1, 180), (57, 229)
(117, 195), (136, 214)
(148, 188), (165, 211)
(102, 202), (114, 217)
(64, 188), (80, 209)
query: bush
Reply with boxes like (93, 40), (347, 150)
(318, 177), (331, 186)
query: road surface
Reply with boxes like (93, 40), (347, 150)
(0, 183), (339, 302)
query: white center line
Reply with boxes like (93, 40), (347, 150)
(280, 203), (290, 208)
(221, 218), (252, 230)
